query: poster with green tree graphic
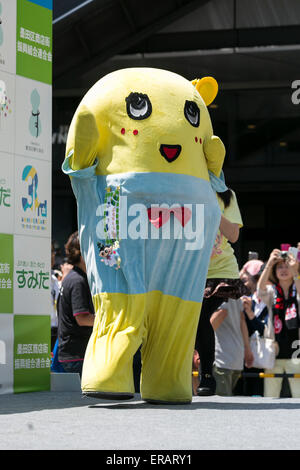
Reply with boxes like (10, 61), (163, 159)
(16, 0), (52, 84)
(0, 233), (13, 314)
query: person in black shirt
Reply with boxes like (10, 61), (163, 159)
(257, 248), (300, 397)
(57, 231), (94, 377)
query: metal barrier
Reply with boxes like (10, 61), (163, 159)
(242, 372), (300, 379)
(192, 371), (300, 379)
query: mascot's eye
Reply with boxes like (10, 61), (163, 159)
(125, 92), (152, 120)
(184, 100), (200, 127)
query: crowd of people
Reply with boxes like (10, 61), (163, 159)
(50, 175), (300, 399)
(192, 175), (300, 398)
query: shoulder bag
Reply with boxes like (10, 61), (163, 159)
(249, 306), (277, 370)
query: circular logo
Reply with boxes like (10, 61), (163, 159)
(274, 314), (282, 334)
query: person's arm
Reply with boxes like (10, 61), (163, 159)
(70, 279), (94, 327)
(74, 312), (94, 327)
(286, 253), (300, 296)
(219, 215), (240, 243)
(241, 296), (265, 336)
(219, 191), (243, 243)
(240, 311), (254, 368)
(241, 296), (255, 320)
(210, 307), (228, 331)
(257, 248), (281, 292)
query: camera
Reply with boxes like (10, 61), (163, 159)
(280, 244), (290, 260)
(280, 245), (300, 261)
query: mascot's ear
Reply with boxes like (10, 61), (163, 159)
(192, 77), (218, 106)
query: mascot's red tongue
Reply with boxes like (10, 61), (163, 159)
(160, 144), (181, 162)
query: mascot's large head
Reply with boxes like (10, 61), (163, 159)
(66, 68), (225, 180)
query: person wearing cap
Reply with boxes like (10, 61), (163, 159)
(257, 248), (300, 397)
(195, 171), (250, 396)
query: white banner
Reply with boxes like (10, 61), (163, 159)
(0, 70), (15, 155)
(15, 76), (52, 161)
(0, 315), (14, 394)
(14, 234), (51, 315)
(0, 0), (52, 394)
(14, 155), (51, 238)
(0, 0), (16, 74)
(0, 151), (14, 234)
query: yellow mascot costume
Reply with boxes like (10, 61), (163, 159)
(63, 68), (225, 403)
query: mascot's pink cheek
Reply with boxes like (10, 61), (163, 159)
(120, 129), (139, 136)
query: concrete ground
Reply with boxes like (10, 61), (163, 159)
(1, 390), (300, 450)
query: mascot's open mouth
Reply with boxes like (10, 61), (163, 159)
(159, 144), (182, 163)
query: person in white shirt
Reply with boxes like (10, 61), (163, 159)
(210, 298), (254, 396)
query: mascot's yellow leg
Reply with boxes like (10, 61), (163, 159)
(141, 292), (201, 404)
(81, 292), (146, 397)
(81, 291), (200, 403)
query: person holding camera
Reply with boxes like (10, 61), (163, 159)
(257, 248), (300, 397)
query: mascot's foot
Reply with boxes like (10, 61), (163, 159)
(82, 391), (134, 400)
(144, 398), (192, 405)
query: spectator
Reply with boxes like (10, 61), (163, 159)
(239, 259), (268, 395)
(51, 242), (60, 351)
(240, 260), (268, 338)
(57, 231), (95, 377)
(52, 240), (64, 270)
(53, 269), (63, 284)
(60, 257), (73, 282)
(210, 297), (254, 396)
(257, 248), (300, 397)
(195, 172), (249, 396)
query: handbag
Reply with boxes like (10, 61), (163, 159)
(249, 308), (277, 370)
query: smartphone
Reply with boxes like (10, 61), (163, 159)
(288, 247), (298, 259)
(288, 246), (300, 262)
